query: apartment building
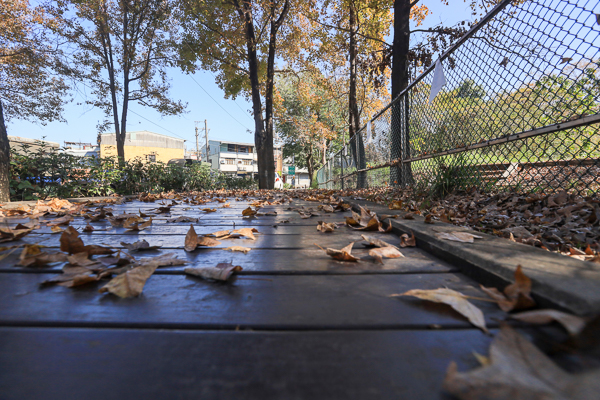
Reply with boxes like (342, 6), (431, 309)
(201, 140), (282, 177)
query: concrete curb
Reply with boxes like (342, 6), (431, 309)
(345, 197), (600, 316)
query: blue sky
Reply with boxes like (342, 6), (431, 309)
(6, 0), (473, 151)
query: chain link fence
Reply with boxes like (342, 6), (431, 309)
(317, 0), (600, 197)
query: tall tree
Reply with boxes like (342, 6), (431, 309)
(46, 0), (185, 161)
(0, 0), (68, 201)
(179, 0), (290, 189)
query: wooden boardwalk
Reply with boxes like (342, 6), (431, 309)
(0, 194), (501, 399)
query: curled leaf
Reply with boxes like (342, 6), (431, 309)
(392, 288), (487, 332)
(225, 246), (251, 254)
(369, 246), (404, 263)
(316, 242), (359, 262)
(185, 262), (242, 281)
(509, 309), (586, 336)
(99, 261), (159, 298)
(361, 234), (398, 249)
(400, 232), (416, 247)
(481, 265), (535, 312)
(435, 231), (483, 243)
(317, 221), (337, 233)
(242, 207), (257, 217)
(120, 239), (162, 252)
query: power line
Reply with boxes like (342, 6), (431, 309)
(207, 70), (254, 122)
(186, 73), (252, 131)
(128, 109), (186, 140)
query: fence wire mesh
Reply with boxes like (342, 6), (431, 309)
(317, 0), (600, 197)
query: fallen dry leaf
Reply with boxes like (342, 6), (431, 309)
(400, 232), (416, 247)
(41, 269), (98, 288)
(225, 228), (259, 240)
(184, 225), (199, 252)
(389, 200), (403, 210)
(59, 227), (114, 257)
(392, 288), (488, 332)
(443, 325), (600, 400)
(124, 217), (152, 231)
(435, 231), (483, 243)
(18, 244), (67, 268)
(242, 207), (257, 217)
(205, 229), (231, 238)
(225, 246), (251, 254)
(480, 265), (536, 312)
(509, 309), (586, 336)
(50, 226), (64, 234)
(99, 260), (160, 298)
(167, 216), (198, 223)
(0, 227), (33, 243)
(369, 246), (404, 263)
(317, 221), (337, 233)
(185, 262), (242, 281)
(316, 242), (360, 262)
(47, 215), (73, 227)
(424, 214), (434, 224)
(361, 234), (399, 249)
(120, 239), (162, 252)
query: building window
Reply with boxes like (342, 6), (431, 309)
(225, 158), (235, 165)
(147, 154), (156, 162)
(238, 146), (248, 153)
(227, 144), (236, 152)
(243, 160), (252, 165)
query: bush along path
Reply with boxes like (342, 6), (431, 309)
(0, 189), (599, 399)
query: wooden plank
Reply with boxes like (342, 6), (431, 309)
(0, 326), (491, 400)
(18, 230), (404, 250)
(0, 273), (505, 329)
(0, 247), (456, 274)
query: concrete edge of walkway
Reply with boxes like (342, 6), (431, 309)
(345, 197), (600, 316)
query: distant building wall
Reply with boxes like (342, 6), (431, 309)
(99, 131), (184, 163)
(8, 136), (60, 155)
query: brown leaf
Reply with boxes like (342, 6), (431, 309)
(389, 200), (403, 210)
(509, 309), (586, 336)
(120, 239), (162, 252)
(316, 242), (360, 262)
(47, 215), (73, 227)
(435, 231), (483, 243)
(0, 227), (33, 243)
(197, 236), (221, 247)
(317, 221), (337, 233)
(400, 232), (416, 247)
(424, 214), (434, 224)
(226, 228), (259, 240)
(59, 227), (114, 257)
(443, 325), (600, 400)
(403, 212), (414, 220)
(392, 288), (487, 332)
(18, 245), (67, 268)
(124, 217), (152, 231)
(361, 234), (399, 249)
(369, 246), (404, 263)
(184, 225), (199, 252)
(353, 216), (380, 231)
(205, 230), (231, 238)
(345, 216), (360, 226)
(42, 271), (98, 288)
(50, 226), (65, 234)
(167, 216), (198, 223)
(185, 262), (242, 281)
(225, 246), (251, 254)
(99, 261), (159, 298)
(242, 207), (257, 217)
(481, 265), (535, 312)
(202, 208), (217, 213)
(83, 224), (95, 232)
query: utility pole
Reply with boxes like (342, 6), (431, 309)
(204, 119), (209, 163)
(194, 121), (201, 161)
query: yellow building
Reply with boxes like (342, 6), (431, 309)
(99, 130), (185, 163)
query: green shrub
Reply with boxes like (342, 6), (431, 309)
(9, 142), (256, 200)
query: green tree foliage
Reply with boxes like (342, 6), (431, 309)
(46, 0), (186, 161)
(0, 0), (68, 201)
(178, 0), (291, 189)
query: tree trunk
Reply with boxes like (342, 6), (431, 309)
(306, 143), (314, 188)
(390, 0), (412, 186)
(0, 101), (10, 202)
(348, 1), (366, 188)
